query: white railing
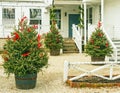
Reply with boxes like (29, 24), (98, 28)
(72, 24), (82, 53)
(102, 27), (117, 62)
(63, 60), (120, 82)
(88, 24), (96, 39)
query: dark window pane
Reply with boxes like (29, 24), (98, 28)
(30, 9), (41, 25)
(50, 9), (61, 29)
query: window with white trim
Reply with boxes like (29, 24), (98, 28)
(2, 8), (15, 25)
(30, 9), (41, 25)
(87, 7), (93, 24)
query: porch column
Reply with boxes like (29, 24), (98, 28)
(101, 0), (104, 26)
(84, 2), (87, 45)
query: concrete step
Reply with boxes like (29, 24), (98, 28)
(63, 38), (79, 53)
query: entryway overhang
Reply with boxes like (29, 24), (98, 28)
(54, 0), (82, 5)
(83, 0), (100, 3)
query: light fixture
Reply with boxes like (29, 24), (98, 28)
(65, 12), (67, 16)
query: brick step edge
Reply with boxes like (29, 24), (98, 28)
(66, 76), (120, 88)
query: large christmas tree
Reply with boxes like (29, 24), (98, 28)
(2, 16), (48, 76)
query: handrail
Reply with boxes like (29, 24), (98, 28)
(102, 27), (117, 62)
(72, 24), (82, 53)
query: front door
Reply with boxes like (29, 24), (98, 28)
(69, 14), (80, 38)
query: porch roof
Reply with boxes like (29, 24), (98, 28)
(83, 0), (100, 3)
(0, 0), (43, 1)
(0, 0), (45, 2)
(54, 0), (82, 5)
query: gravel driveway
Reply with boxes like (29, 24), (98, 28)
(0, 53), (120, 93)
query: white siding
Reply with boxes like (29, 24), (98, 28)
(0, 1), (50, 38)
(41, 7), (50, 34)
(93, 5), (100, 24)
(104, 0), (120, 26)
(104, 0), (120, 39)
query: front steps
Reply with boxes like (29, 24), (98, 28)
(109, 39), (120, 61)
(63, 38), (79, 53)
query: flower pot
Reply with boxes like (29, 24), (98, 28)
(50, 49), (60, 56)
(91, 56), (105, 65)
(15, 73), (37, 89)
(91, 56), (105, 62)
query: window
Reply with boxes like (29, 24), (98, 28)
(50, 9), (61, 29)
(87, 7), (93, 24)
(2, 8), (15, 19)
(2, 8), (15, 25)
(30, 9), (41, 25)
(99, 5), (101, 21)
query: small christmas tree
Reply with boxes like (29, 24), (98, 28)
(44, 5), (63, 55)
(85, 21), (113, 58)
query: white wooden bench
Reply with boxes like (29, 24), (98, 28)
(63, 60), (120, 82)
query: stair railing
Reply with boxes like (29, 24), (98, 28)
(72, 24), (82, 53)
(102, 27), (117, 62)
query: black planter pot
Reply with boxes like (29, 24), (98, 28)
(91, 56), (105, 65)
(50, 49), (60, 56)
(15, 73), (37, 89)
(91, 56), (105, 62)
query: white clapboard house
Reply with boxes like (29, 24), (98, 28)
(0, 0), (53, 38)
(1, 0), (120, 56)
(61, 0), (120, 82)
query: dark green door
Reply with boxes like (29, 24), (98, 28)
(69, 14), (80, 38)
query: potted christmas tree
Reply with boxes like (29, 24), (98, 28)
(2, 16), (48, 89)
(44, 6), (63, 56)
(85, 21), (113, 61)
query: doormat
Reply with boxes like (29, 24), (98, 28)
(66, 75), (120, 88)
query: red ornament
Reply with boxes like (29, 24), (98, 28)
(13, 32), (20, 41)
(37, 34), (41, 42)
(38, 43), (42, 48)
(106, 42), (109, 47)
(22, 52), (30, 57)
(33, 24), (38, 29)
(27, 28), (31, 32)
(97, 21), (101, 28)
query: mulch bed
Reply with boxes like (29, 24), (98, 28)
(66, 75), (120, 88)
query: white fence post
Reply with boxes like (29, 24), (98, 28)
(110, 64), (113, 79)
(63, 60), (69, 82)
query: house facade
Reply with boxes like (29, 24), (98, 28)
(85, 0), (120, 41)
(55, 0), (120, 41)
(0, 0), (52, 38)
(54, 0), (82, 38)
(0, 0), (120, 40)
(104, 0), (120, 39)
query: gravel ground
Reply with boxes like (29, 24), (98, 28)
(0, 53), (120, 93)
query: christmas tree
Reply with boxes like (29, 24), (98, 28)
(44, 5), (63, 55)
(85, 22), (113, 57)
(2, 16), (48, 76)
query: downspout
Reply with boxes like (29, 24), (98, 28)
(84, 2), (87, 45)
